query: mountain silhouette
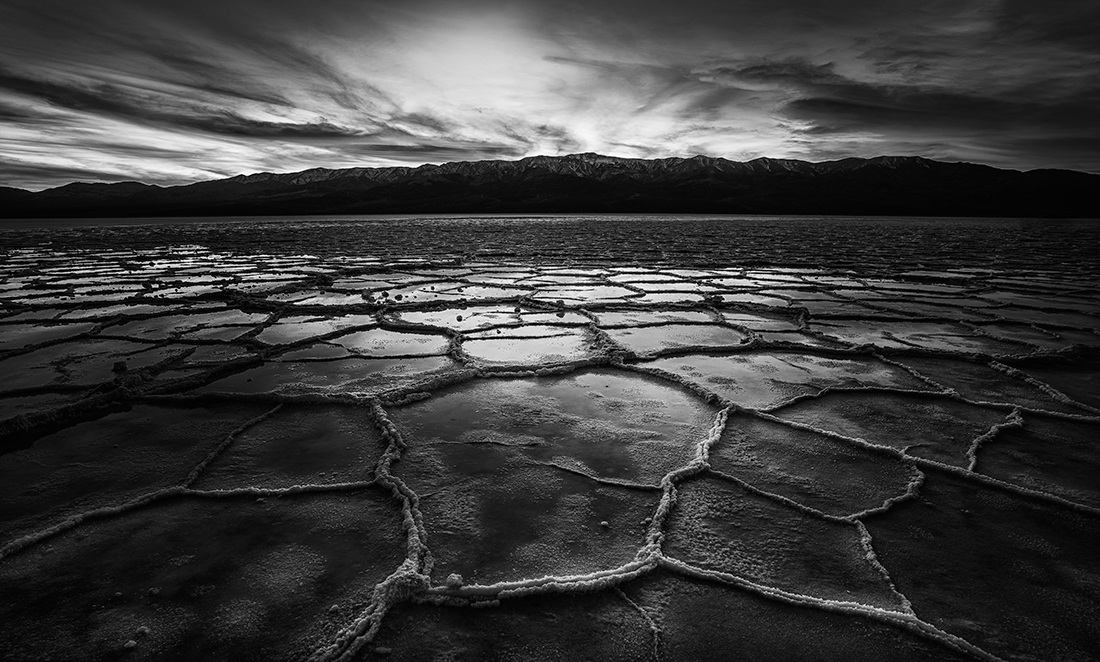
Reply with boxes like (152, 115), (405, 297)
(3, 154), (1096, 218)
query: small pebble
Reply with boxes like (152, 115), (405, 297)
(374, 647), (392, 656)
(136, 626), (150, 637)
(123, 640), (137, 650)
(445, 573), (464, 588)
(147, 587), (160, 596)
(329, 604), (341, 614)
(599, 521), (610, 529)
(256, 497), (266, 504)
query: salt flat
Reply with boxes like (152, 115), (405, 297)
(1, 216), (1099, 662)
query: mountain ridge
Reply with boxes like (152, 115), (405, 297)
(3, 154), (1097, 218)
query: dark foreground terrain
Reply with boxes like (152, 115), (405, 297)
(1, 215), (1098, 661)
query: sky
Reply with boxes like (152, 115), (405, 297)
(1, 0), (1098, 190)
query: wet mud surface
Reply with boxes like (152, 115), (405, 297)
(2, 217), (1100, 661)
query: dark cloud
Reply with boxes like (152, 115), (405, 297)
(860, 45), (962, 78)
(123, 39), (293, 106)
(0, 68), (141, 119)
(0, 65), (368, 139)
(680, 87), (757, 119)
(0, 161), (152, 188)
(337, 142), (525, 160)
(985, 135), (1100, 172)
(785, 93), (1100, 138)
(392, 113), (456, 134)
(706, 59), (845, 88)
(520, 123), (585, 155)
(1, 0), (394, 111)
(0, 100), (47, 122)
(996, 0), (1100, 52)
(180, 115), (364, 139)
(698, 55), (1100, 141)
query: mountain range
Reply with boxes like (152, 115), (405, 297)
(2, 154), (1096, 218)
